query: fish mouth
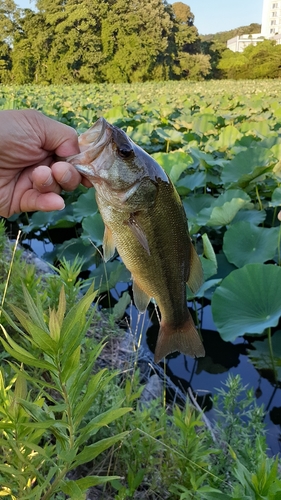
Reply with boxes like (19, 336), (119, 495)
(67, 117), (113, 166)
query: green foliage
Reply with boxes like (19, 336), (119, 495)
(218, 40), (281, 80)
(0, 284), (131, 498)
(203, 375), (280, 500)
(201, 23), (262, 45)
(212, 264), (281, 341)
(0, 228), (279, 499)
(0, 0), (208, 84)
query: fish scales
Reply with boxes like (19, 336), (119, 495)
(67, 117), (205, 362)
(97, 179), (189, 319)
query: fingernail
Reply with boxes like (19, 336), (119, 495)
(59, 202), (66, 211)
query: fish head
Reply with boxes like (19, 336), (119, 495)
(67, 117), (168, 208)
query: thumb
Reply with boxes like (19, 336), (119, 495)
(26, 110), (80, 157)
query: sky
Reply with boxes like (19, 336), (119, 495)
(177, 0), (264, 34)
(16, 0), (264, 35)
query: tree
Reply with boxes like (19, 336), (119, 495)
(0, 0), (19, 82)
(217, 40), (281, 80)
(33, 0), (105, 83)
(171, 2), (211, 79)
(100, 0), (175, 83)
(172, 2), (200, 54)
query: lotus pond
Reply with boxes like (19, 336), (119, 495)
(3, 80), (281, 455)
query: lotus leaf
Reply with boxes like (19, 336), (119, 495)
(212, 263), (281, 341)
(223, 222), (280, 268)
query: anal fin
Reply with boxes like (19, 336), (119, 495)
(133, 280), (151, 312)
(103, 225), (115, 262)
(187, 243), (204, 294)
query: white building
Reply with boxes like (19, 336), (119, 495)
(227, 0), (281, 52)
(227, 34), (265, 53)
(262, 0), (281, 37)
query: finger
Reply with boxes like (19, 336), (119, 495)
(20, 189), (65, 213)
(32, 165), (61, 194)
(51, 161), (85, 191)
(27, 111), (80, 157)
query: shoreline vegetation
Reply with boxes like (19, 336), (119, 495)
(0, 228), (280, 499)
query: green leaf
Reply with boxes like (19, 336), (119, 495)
(152, 151), (193, 183)
(208, 198), (250, 226)
(129, 122), (155, 145)
(270, 187), (281, 207)
(103, 105), (128, 122)
(212, 263), (281, 341)
(60, 481), (84, 499)
(217, 125), (243, 149)
(74, 369), (116, 426)
(192, 114), (218, 136)
(90, 261), (130, 293)
(249, 332), (281, 382)
(198, 486), (233, 499)
(82, 212), (105, 246)
(240, 120), (271, 138)
(196, 189), (251, 226)
(76, 407), (132, 447)
(68, 342), (105, 404)
(232, 209), (266, 225)
(73, 188), (98, 220)
(176, 171), (206, 192)
(183, 194), (213, 219)
(221, 148), (275, 187)
(46, 238), (95, 268)
(72, 431), (129, 468)
(112, 292), (131, 320)
(22, 286), (49, 331)
(9, 305), (57, 355)
(0, 333), (56, 372)
(223, 222), (280, 268)
(202, 233), (217, 265)
(61, 345), (81, 384)
(200, 257), (218, 282)
(65, 475), (120, 492)
(155, 127), (184, 143)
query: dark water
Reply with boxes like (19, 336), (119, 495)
(23, 236), (281, 456)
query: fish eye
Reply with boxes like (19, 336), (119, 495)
(118, 146), (133, 159)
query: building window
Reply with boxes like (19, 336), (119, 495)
(272, 11), (278, 16)
(271, 19), (277, 24)
(270, 28), (276, 33)
(272, 2), (278, 8)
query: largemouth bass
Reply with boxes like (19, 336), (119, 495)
(67, 117), (205, 362)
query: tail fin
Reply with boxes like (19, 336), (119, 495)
(154, 314), (205, 363)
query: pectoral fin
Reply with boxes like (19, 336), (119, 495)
(127, 214), (150, 255)
(133, 280), (151, 312)
(187, 243), (204, 294)
(103, 225), (116, 262)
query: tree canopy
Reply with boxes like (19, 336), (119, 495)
(218, 40), (281, 80)
(0, 0), (211, 83)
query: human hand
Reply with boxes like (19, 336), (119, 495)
(0, 109), (91, 218)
